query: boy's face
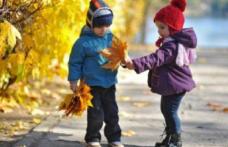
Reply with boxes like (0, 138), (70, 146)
(93, 26), (110, 37)
(155, 21), (170, 38)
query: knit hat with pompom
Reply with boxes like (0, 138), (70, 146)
(86, 0), (113, 28)
(154, 0), (187, 31)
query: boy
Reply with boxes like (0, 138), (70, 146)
(68, 0), (124, 147)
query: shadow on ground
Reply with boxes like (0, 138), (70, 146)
(0, 131), (154, 147)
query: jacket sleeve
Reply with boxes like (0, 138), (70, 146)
(68, 40), (86, 82)
(132, 42), (177, 74)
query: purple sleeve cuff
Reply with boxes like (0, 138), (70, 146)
(132, 58), (145, 74)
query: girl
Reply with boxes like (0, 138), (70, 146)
(125, 0), (197, 147)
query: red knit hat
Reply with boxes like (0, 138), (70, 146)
(154, 0), (187, 31)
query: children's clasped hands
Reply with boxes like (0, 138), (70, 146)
(122, 55), (134, 70)
(69, 56), (134, 93)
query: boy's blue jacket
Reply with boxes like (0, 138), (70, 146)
(68, 26), (117, 88)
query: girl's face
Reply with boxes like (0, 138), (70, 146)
(93, 26), (110, 37)
(155, 21), (170, 38)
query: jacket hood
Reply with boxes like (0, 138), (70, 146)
(171, 28), (197, 48)
(80, 25), (111, 37)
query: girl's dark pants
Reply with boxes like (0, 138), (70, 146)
(160, 92), (186, 134)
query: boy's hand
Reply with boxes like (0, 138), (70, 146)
(121, 55), (131, 69)
(69, 81), (78, 93)
(125, 59), (135, 70)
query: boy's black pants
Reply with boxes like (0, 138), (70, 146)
(85, 85), (121, 143)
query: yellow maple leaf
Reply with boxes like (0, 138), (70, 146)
(99, 35), (128, 71)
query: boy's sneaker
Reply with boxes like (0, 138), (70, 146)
(86, 142), (101, 147)
(108, 141), (124, 147)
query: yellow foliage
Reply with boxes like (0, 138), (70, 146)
(111, 0), (146, 41)
(59, 80), (93, 117)
(99, 35), (128, 71)
(0, 22), (9, 57)
(19, 0), (90, 79)
(1, 0), (139, 85)
(5, 53), (25, 79)
(8, 22), (22, 48)
(1, 0), (144, 86)
(0, 20), (21, 58)
(0, 59), (7, 74)
(0, 0), (147, 113)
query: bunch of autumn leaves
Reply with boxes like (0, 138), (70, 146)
(59, 36), (128, 117)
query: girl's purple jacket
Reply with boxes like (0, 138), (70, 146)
(132, 28), (197, 96)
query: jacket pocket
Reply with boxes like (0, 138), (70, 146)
(148, 70), (159, 88)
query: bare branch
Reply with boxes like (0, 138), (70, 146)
(12, 2), (43, 25)
(0, 0), (7, 17)
(0, 0), (7, 9)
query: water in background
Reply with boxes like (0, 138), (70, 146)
(144, 17), (228, 49)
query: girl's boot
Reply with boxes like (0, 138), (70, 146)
(167, 133), (182, 147)
(155, 128), (171, 147)
(155, 134), (171, 147)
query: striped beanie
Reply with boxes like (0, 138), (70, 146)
(86, 0), (113, 28)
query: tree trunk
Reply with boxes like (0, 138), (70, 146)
(139, 0), (152, 44)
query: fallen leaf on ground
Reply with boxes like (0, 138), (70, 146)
(207, 102), (228, 114)
(118, 96), (131, 101)
(11, 121), (28, 131)
(0, 121), (30, 137)
(0, 98), (19, 113)
(223, 107), (228, 113)
(122, 130), (136, 137)
(33, 118), (41, 124)
(31, 108), (45, 116)
(207, 102), (223, 111)
(119, 111), (132, 118)
(132, 101), (152, 108)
